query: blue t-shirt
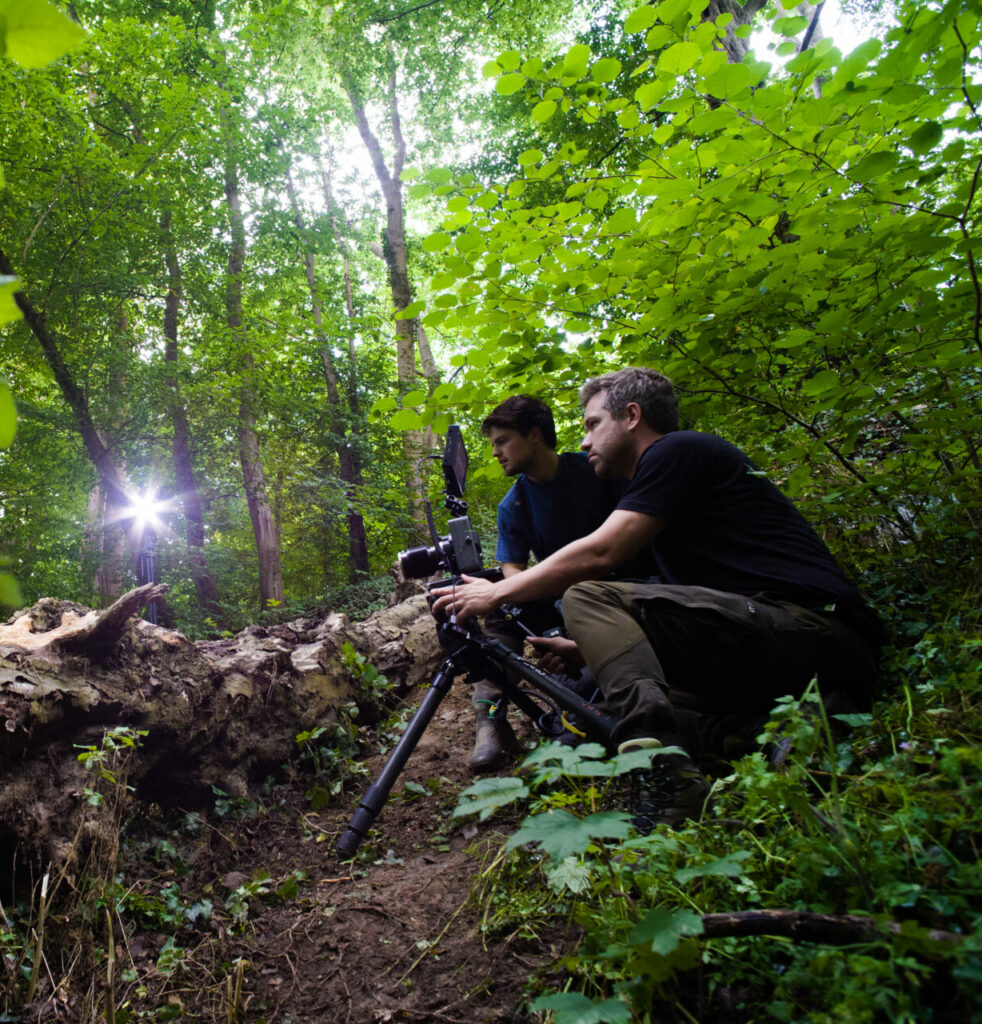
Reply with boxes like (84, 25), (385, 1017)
(496, 452), (623, 565)
(616, 431), (878, 636)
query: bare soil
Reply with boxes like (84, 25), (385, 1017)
(83, 683), (560, 1024)
(238, 684), (553, 1024)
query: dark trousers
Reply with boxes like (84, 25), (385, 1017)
(561, 581), (878, 753)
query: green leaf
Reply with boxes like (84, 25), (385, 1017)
(0, 573), (23, 608)
(532, 99), (557, 122)
(703, 62), (750, 100)
(0, 276), (19, 326)
(505, 809), (633, 862)
(401, 389), (426, 406)
(545, 856), (593, 894)
(0, 381), (16, 448)
(395, 301), (425, 320)
(628, 907), (704, 955)
(496, 72), (525, 96)
(773, 14), (808, 36)
(674, 850), (752, 884)
(908, 121), (944, 156)
(849, 150), (896, 182)
(563, 43), (591, 77)
(388, 408), (422, 431)
(0, 0), (87, 67)
(592, 58), (621, 83)
(452, 776), (528, 821)
(422, 232), (452, 253)
(624, 6), (657, 34)
(803, 369), (839, 396)
(529, 992), (632, 1024)
(657, 41), (702, 75)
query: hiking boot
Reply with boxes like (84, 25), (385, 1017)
(631, 752), (710, 833)
(469, 689), (518, 773)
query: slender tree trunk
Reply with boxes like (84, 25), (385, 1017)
(222, 159), (284, 611)
(344, 69), (441, 532)
(161, 213), (223, 622)
(284, 163), (369, 578)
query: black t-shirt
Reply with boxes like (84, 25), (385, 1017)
(616, 432), (877, 635)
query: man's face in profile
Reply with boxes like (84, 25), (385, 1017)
(488, 426), (538, 477)
(581, 391), (634, 478)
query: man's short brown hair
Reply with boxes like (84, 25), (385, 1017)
(579, 368), (680, 434)
(481, 395), (557, 449)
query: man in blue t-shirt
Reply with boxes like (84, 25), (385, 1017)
(434, 369), (880, 828)
(468, 395), (631, 772)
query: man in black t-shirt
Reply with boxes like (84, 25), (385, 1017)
(433, 368), (880, 829)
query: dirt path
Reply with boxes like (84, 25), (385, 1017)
(227, 683), (558, 1023)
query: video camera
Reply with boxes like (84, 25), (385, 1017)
(398, 425), (486, 582)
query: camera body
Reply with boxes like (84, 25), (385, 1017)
(398, 425), (486, 581)
(399, 515), (483, 579)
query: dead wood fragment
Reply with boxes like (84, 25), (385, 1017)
(53, 584), (169, 660)
(699, 909), (961, 946)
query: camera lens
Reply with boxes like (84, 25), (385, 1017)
(399, 544), (438, 579)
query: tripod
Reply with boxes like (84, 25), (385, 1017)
(336, 616), (618, 859)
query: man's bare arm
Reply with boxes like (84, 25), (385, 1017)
(431, 509), (662, 619)
(501, 562), (526, 578)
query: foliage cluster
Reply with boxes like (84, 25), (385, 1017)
(456, 625), (982, 1022)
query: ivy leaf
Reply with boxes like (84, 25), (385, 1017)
(0, 381), (16, 449)
(628, 907), (704, 955)
(505, 809), (633, 862)
(529, 992), (632, 1024)
(0, 0), (87, 67)
(452, 776), (528, 821)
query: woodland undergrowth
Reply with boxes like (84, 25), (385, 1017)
(454, 551), (982, 1024)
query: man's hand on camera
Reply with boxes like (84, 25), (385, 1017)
(430, 575), (500, 620)
(526, 635), (584, 675)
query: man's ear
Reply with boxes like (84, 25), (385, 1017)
(624, 402), (643, 431)
(527, 426), (543, 445)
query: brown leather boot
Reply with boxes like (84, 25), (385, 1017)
(468, 684), (517, 773)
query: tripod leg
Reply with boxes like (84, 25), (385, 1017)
(336, 657), (457, 859)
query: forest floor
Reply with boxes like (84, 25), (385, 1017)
(102, 682), (563, 1024)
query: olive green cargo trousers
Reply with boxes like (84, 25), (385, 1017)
(561, 580), (878, 752)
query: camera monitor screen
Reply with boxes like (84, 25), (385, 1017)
(442, 425), (468, 498)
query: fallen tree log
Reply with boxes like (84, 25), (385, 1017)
(0, 585), (440, 877)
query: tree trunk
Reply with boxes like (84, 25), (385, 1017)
(284, 163), (369, 578)
(223, 157), (285, 611)
(161, 213), (224, 622)
(344, 71), (441, 531)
